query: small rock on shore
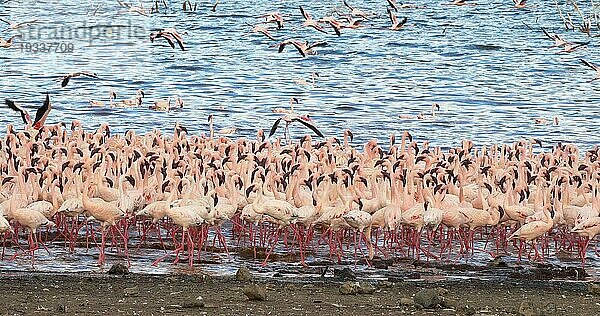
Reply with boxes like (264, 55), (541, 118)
(107, 263), (129, 275)
(243, 284), (266, 301)
(236, 266), (252, 282)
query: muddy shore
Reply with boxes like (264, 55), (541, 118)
(1, 266), (599, 316)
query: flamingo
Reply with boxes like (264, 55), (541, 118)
(0, 34), (22, 48)
(508, 205), (553, 261)
(82, 177), (127, 266)
(58, 72), (100, 88)
(243, 23), (277, 41)
(299, 6), (327, 33)
(150, 28), (186, 51)
(152, 204), (205, 266)
(580, 59), (600, 82)
(269, 112), (324, 143)
(571, 217), (600, 265)
(513, 0), (526, 8)
(90, 91), (117, 107)
(275, 39), (328, 57)
(10, 208), (55, 264)
(387, 8), (407, 31)
(0, 17), (38, 31)
(343, 1), (370, 19)
(343, 209), (374, 262)
(260, 12), (284, 29)
(4, 93), (51, 130)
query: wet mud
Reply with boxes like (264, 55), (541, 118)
(0, 268), (599, 316)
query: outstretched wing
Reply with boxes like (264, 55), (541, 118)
(33, 93), (51, 127)
(329, 22), (341, 36)
(290, 41), (307, 57)
(16, 19), (37, 28)
(387, 8), (397, 25)
(160, 34), (176, 49)
(172, 35), (185, 51)
(61, 75), (71, 88)
(308, 41), (327, 50)
(386, 0), (398, 11)
(260, 29), (277, 41)
(312, 24), (329, 34)
(269, 117), (283, 137)
(581, 58), (599, 71)
(167, 31), (186, 51)
(343, 0), (354, 10)
(299, 5), (310, 20)
(293, 118), (324, 138)
(572, 41), (590, 51)
(80, 72), (100, 79)
(398, 16), (408, 28)
(278, 41), (288, 53)
(5, 99), (31, 125)
(541, 28), (557, 41)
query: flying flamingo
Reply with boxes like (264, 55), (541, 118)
(513, 0), (526, 8)
(0, 17), (38, 31)
(150, 28), (186, 51)
(275, 39), (328, 57)
(299, 6), (327, 34)
(0, 34), (22, 48)
(580, 59), (600, 82)
(58, 72), (100, 88)
(4, 93), (51, 130)
(269, 111), (324, 144)
(387, 8), (408, 31)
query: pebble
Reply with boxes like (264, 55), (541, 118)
(333, 267), (356, 281)
(399, 297), (414, 306)
(107, 263), (129, 275)
(357, 282), (375, 294)
(243, 284), (267, 301)
(181, 296), (205, 308)
(236, 266), (252, 282)
(413, 288), (441, 309)
(339, 282), (359, 295)
(339, 282), (375, 295)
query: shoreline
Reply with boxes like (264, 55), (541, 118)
(0, 270), (599, 315)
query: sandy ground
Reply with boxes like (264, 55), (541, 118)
(0, 267), (599, 316)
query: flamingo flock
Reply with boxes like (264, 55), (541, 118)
(1, 0), (599, 270)
(0, 121), (598, 269)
